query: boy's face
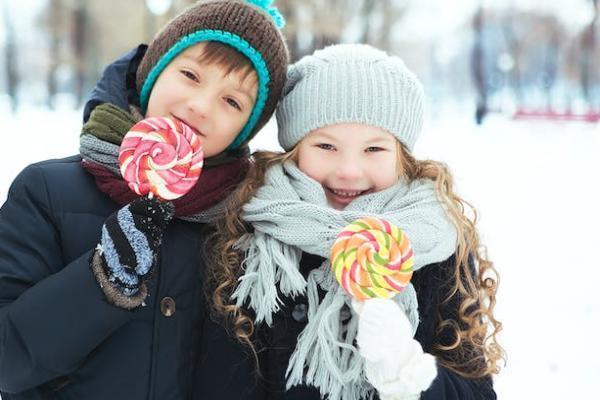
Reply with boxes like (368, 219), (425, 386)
(296, 123), (400, 210)
(146, 43), (258, 157)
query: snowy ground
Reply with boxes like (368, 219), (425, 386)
(1, 106), (599, 398)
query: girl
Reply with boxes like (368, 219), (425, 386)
(208, 44), (504, 400)
(0, 1), (288, 399)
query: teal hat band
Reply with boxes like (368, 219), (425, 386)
(139, 29), (271, 150)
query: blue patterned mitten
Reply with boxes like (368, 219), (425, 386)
(91, 197), (175, 309)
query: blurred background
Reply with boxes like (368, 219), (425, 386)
(1, 0), (600, 118)
(1, 0), (599, 399)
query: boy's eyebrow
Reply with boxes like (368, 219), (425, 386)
(181, 53), (203, 66)
(231, 81), (257, 104)
(180, 54), (257, 104)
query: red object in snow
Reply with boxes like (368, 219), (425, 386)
(513, 109), (600, 123)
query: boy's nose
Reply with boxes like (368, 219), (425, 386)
(187, 94), (212, 118)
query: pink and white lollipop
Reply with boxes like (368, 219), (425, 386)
(119, 117), (204, 201)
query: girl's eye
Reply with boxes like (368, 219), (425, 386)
(225, 97), (242, 111)
(181, 70), (199, 82)
(366, 146), (385, 152)
(317, 143), (335, 151)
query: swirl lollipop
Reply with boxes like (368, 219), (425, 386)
(119, 117), (204, 201)
(330, 217), (414, 300)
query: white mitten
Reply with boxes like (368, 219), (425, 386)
(353, 298), (437, 400)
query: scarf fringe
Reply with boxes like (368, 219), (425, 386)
(286, 266), (375, 400)
(233, 232), (306, 325)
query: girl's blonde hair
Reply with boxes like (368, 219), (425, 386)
(204, 140), (505, 379)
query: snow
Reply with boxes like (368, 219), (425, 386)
(0, 106), (81, 202)
(2, 105), (597, 398)
(414, 110), (600, 399)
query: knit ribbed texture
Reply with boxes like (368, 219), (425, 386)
(277, 44), (424, 151)
(136, 0), (289, 149)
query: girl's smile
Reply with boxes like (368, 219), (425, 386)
(324, 186), (373, 207)
(296, 123), (401, 210)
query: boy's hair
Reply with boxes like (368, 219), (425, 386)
(136, 0), (289, 149)
(196, 41), (256, 83)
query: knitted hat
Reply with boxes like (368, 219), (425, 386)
(277, 44), (424, 151)
(136, 0), (289, 150)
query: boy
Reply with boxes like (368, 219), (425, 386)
(0, 1), (288, 399)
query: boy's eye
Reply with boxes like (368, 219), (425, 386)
(225, 97), (242, 111)
(366, 146), (385, 152)
(181, 70), (199, 82)
(316, 143), (335, 151)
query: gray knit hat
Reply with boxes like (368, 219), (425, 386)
(276, 44), (424, 151)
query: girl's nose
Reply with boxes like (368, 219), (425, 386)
(335, 158), (364, 180)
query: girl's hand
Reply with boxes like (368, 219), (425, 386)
(352, 298), (437, 399)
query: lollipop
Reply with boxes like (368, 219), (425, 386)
(119, 117), (204, 201)
(330, 217), (414, 300)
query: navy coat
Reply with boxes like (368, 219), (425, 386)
(0, 47), (495, 400)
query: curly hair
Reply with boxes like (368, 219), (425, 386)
(203, 151), (295, 353)
(204, 141), (505, 379)
(397, 142), (505, 378)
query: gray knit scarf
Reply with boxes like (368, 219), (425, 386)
(233, 161), (458, 400)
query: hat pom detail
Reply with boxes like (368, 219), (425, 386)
(246, 0), (285, 28)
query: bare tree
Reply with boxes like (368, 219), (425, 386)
(307, 0), (355, 51)
(580, 0), (599, 110)
(358, 0), (376, 43)
(360, 0), (405, 50)
(71, 0), (89, 106)
(378, 0), (403, 50)
(276, 0), (408, 61)
(44, 0), (63, 109)
(275, 0), (302, 60)
(500, 11), (524, 106)
(2, 0), (19, 111)
(541, 17), (562, 111)
(471, 4), (487, 124)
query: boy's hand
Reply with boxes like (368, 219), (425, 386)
(352, 298), (437, 400)
(97, 197), (175, 296)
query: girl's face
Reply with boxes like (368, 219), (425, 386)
(296, 123), (401, 210)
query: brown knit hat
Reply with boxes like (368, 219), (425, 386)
(136, 0), (289, 149)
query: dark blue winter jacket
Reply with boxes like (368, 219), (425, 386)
(0, 45), (259, 400)
(0, 46), (496, 400)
